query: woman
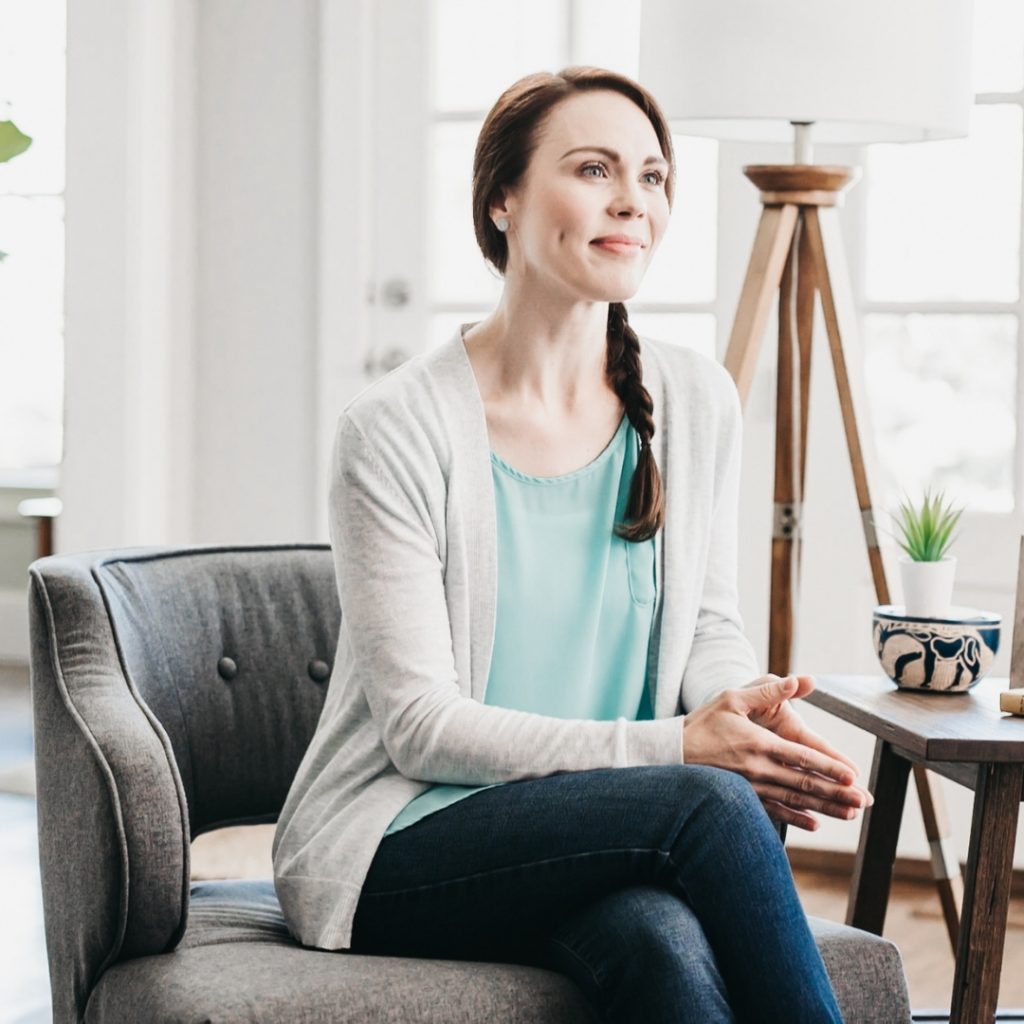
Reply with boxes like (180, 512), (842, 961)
(273, 66), (872, 1023)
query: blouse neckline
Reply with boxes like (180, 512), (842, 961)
(490, 412), (629, 485)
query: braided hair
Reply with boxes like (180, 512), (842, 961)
(605, 300), (663, 541)
(471, 66), (675, 542)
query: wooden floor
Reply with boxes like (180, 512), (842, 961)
(791, 864), (1024, 1014)
(5, 660), (1024, 1020)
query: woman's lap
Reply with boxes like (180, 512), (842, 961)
(351, 763), (842, 1022)
(350, 763), (772, 961)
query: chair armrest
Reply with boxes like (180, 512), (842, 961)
(29, 556), (190, 1024)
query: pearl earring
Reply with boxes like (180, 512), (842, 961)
(495, 217), (509, 232)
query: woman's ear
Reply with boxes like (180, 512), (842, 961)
(489, 186), (515, 226)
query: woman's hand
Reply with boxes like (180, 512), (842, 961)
(682, 675), (873, 832)
(743, 674), (873, 829)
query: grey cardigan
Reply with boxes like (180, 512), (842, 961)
(272, 324), (761, 950)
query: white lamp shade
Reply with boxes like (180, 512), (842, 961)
(639, 0), (974, 144)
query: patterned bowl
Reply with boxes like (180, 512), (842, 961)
(872, 605), (1001, 693)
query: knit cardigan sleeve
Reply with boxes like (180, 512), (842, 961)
(328, 414), (684, 785)
(679, 364), (763, 712)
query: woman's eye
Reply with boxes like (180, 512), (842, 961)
(581, 163), (664, 186)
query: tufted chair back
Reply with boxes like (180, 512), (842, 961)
(28, 544), (337, 1023)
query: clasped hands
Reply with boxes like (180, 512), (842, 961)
(682, 674), (874, 832)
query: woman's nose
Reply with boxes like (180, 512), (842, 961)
(612, 182), (646, 218)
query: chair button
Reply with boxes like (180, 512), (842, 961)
(308, 659), (331, 683)
(217, 657), (238, 681)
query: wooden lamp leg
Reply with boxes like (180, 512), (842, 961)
(803, 202), (963, 952)
(769, 235), (802, 676)
(801, 205), (890, 602)
(914, 762), (965, 951)
(724, 204), (799, 408)
(795, 217), (815, 557)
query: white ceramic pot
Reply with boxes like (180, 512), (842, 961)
(899, 556), (956, 618)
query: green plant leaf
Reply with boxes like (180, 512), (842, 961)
(887, 487), (965, 561)
(0, 120), (32, 164)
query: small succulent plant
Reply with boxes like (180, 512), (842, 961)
(886, 488), (964, 562)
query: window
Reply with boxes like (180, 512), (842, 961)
(862, 0), (1023, 514)
(0, 0), (65, 473)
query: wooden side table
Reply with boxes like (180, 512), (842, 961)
(807, 674), (1024, 1024)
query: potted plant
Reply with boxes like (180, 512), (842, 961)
(886, 488), (964, 618)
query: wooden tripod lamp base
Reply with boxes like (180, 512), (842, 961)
(724, 163), (965, 952)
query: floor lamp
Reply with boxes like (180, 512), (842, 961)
(640, 0), (975, 953)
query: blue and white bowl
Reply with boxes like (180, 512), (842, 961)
(872, 605), (1001, 693)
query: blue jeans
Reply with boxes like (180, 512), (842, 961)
(351, 765), (844, 1024)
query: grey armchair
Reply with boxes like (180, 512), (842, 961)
(28, 543), (913, 1023)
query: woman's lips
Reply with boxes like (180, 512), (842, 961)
(591, 239), (644, 256)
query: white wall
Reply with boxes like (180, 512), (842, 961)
(61, 0), (194, 552)
(192, 0), (320, 544)
(59, 0), (321, 556)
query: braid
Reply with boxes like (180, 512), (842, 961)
(606, 302), (665, 542)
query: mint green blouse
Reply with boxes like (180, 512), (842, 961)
(383, 411), (656, 836)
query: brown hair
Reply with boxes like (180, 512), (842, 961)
(471, 66), (676, 543)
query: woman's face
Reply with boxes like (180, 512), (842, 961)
(495, 88), (671, 303)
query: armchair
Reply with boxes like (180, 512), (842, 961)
(28, 543), (912, 1022)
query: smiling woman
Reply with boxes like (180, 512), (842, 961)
(272, 66), (862, 1024)
(463, 78), (674, 528)
(424, 5), (719, 356)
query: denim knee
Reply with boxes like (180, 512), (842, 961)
(684, 765), (774, 832)
(686, 764), (757, 804)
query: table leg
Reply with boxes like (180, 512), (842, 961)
(847, 738), (911, 934)
(949, 762), (1024, 1024)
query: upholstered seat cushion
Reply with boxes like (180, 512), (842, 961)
(82, 880), (909, 1024)
(83, 879), (598, 1024)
